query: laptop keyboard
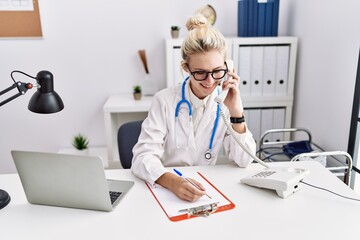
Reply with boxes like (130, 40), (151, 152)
(109, 191), (123, 204)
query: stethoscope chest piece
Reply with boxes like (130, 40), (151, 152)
(205, 150), (212, 161)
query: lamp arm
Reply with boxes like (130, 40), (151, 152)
(0, 82), (18, 95)
(0, 81), (33, 107)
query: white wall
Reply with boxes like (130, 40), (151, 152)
(0, 0), (263, 173)
(288, 1), (360, 153)
(0, 0), (359, 174)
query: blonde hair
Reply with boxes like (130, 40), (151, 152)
(181, 14), (227, 68)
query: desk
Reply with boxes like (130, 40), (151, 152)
(1, 161), (359, 240)
(103, 95), (153, 166)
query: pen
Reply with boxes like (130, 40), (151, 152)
(173, 168), (212, 199)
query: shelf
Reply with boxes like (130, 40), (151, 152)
(103, 95), (153, 113)
(166, 36), (298, 142)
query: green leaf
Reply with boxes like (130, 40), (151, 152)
(72, 133), (89, 150)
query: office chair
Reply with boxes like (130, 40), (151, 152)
(117, 120), (143, 169)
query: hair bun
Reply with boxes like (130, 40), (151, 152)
(185, 14), (208, 31)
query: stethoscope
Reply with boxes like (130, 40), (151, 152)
(175, 76), (220, 161)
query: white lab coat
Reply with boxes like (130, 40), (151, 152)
(131, 80), (256, 185)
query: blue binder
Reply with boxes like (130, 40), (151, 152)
(257, 2), (266, 36)
(272, 0), (279, 36)
(264, 0), (274, 36)
(248, 0), (254, 36)
(238, 0), (249, 36)
(239, 0), (279, 37)
(253, 0), (258, 36)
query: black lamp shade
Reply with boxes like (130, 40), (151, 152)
(28, 70), (64, 114)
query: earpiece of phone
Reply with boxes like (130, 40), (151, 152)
(226, 59), (234, 72)
(215, 59), (234, 104)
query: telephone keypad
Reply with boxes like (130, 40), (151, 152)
(252, 171), (276, 178)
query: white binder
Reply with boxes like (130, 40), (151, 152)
(275, 46), (290, 96)
(243, 109), (250, 123)
(238, 46), (251, 96)
(250, 46), (264, 96)
(262, 46), (277, 96)
(247, 108), (262, 142)
(260, 108), (274, 142)
(272, 108), (285, 141)
(244, 108), (251, 137)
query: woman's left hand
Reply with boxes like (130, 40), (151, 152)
(222, 70), (244, 117)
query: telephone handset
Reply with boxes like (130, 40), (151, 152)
(214, 60), (310, 198)
(214, 59), (234, 103)
(226, 59), (234, 72)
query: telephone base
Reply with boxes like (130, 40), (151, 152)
(241, 168), (310, 198)
(276, 183), (303, 198)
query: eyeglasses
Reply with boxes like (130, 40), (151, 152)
(187, 64), (228, 81)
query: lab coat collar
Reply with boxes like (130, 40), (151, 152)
(189, 87), (210, 109)
(194, 87), (219, 138)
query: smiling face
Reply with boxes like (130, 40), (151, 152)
(185, 49), (226, 99)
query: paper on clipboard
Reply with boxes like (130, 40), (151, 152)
(146, 171), (235, 221)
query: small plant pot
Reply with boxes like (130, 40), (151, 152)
(171, 30), (179, 39)
(69, 148), (89, 156)
(133, 92), (142, 100)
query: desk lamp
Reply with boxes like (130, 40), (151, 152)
(0, 70), (64, 210)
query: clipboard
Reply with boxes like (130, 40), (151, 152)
(146, 171), (235, 221)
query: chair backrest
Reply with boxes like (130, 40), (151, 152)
(117, 120), (143, 169)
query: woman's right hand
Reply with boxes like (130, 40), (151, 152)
(156, 172), (205, 202)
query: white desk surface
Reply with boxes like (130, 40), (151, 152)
(1, 161), (359, 240)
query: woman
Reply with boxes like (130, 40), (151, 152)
(131, 14), (256, 202)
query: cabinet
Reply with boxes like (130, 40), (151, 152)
(166, 37), (298, 142)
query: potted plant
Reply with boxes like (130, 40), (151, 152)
(72, 133), (89, 155)
(171, 26), (180, 39)
(133, 85), (142, 100)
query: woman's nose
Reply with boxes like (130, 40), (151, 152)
(204, 73), (216, 83)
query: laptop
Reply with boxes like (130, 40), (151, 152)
(11, 150), (134, 212)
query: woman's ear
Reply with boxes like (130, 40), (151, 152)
(181, 61), (189, 73)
